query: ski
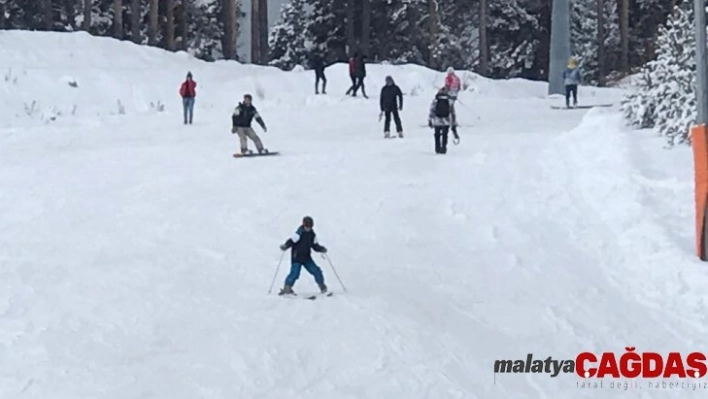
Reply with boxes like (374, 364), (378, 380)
(306, 292), (334, 300)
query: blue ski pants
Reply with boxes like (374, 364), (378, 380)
(285, 260), (324, 286)
(183, 97), (195, 123)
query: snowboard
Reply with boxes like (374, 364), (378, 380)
(233, 150), (279, 158)
(551, 104), (613, 110)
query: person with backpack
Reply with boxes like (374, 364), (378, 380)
(428, 87), (460, 154)
(379, 76), (404, 138)
(231, 94), (269, 156)
(278, 216), (328, 296)
(179, 72), (196, 124)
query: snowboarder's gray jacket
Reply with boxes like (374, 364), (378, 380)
(563, 67), (581, 85)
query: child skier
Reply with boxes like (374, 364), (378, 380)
(379, 76), (403, 138)
(444, 67), (461, 133)
(179, 72), (196, 124)
(231, 94), (269, 156)
(428, 87), (459, 154)
(278, 216), (328, 295)
(563, 58), (582, 108)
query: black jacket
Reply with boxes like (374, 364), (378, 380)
(380, 84), (403, 111)
(282, 226), (326, 263)
(354, 55), (366, 78)
(232, 102), (266, 129)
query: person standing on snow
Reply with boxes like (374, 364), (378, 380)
(428, 87), (459, 154)
(444, 67), (462, 133)
(345, 54), (358, 96)
(379, 76), (404, 138)
(179, 72), (196, 124)
(311, 54), (328, 95)
(563, 58), (582, 108)
(231, 94), (269, 156)
(278, 216), (328, 295)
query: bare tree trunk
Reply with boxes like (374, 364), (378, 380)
(64, 0), (77, 30)
(361, 0), (370, 56)
(479, 0), (488, 75)
(428, 0), (439, 68)
(345, 0), (355, 55)
(83, 0), (91, 31)
(131, 0), (140, 43)
(166, 0), (175, 50)
(619, 0), (629, 72)
(113, 0), (123, 38)
(148, 0), (158, 45)
(43, 0), (53, 30)
(597, 0), (605, 86)
(180, 0), (188, 50)
(259, 0), (268, 63)
(221, 0), (237, 59)
(251, 0), (261, 63)
(0, 1), (5, 29)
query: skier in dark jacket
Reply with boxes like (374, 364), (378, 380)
(311, 54), (327, 95)
(278, 216), (328, 295)
(231, 94), (269, 156)
(379, 76), (404, 138)
(353, 53), (368, 98)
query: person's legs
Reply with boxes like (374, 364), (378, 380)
(245, 127), (265, 152)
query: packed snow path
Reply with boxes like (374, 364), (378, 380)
(2, 32), (708, 399)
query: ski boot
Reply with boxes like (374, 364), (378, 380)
(258, 148), (269, 154)
(384, 131), (391, 139)
(318, 283), (328, 294)
(278, 285), (295, 296)
(397, 131), (403, 138)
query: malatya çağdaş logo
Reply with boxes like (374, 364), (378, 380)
(494, 348), (708, 379)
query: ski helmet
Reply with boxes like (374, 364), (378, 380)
(303, 216), (314, 228)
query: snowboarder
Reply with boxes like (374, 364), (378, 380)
(311, 54), (328, 95)
(231, 94), (269, 155)
(346, 51), (368, 98)
(563, 58), (582, 108)
(379, 76), (403, 138)
(444, 67), (462, 133)
(428, 87), (459, 154)
(179, 72), (196, 124)
(278, 216), (328, 295)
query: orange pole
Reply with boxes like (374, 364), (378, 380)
(692, 124), (708, 260)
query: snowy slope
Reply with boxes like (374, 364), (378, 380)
(1, 31), (707, 399)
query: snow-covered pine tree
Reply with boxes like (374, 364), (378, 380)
(620, 2), (697, 146)
(487, 0), (540, 78)
(570, 0), (620, 84)
(187, 0), (224, 61)
(268, 0), (312, 69)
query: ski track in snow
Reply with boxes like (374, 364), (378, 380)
(2, 31), (708, 398)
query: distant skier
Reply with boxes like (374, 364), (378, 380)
(353, 52), (368, 98)
(444, 67), (462, 133)
(563, 58), (581, 108)
(311, 54), (327, 95)
(379, 76), (403, 138)
(278, 216), (328, 295)
(231, 94), (269, 155)
(179, 72), (196, 124)
(428, 87), (459, 154)
(345, 54), (357, 96)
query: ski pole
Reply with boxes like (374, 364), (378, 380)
(324, 253), (348, 292)
(268, 250), (286, 294)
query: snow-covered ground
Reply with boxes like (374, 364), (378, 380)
(1, 31), (707, 398)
